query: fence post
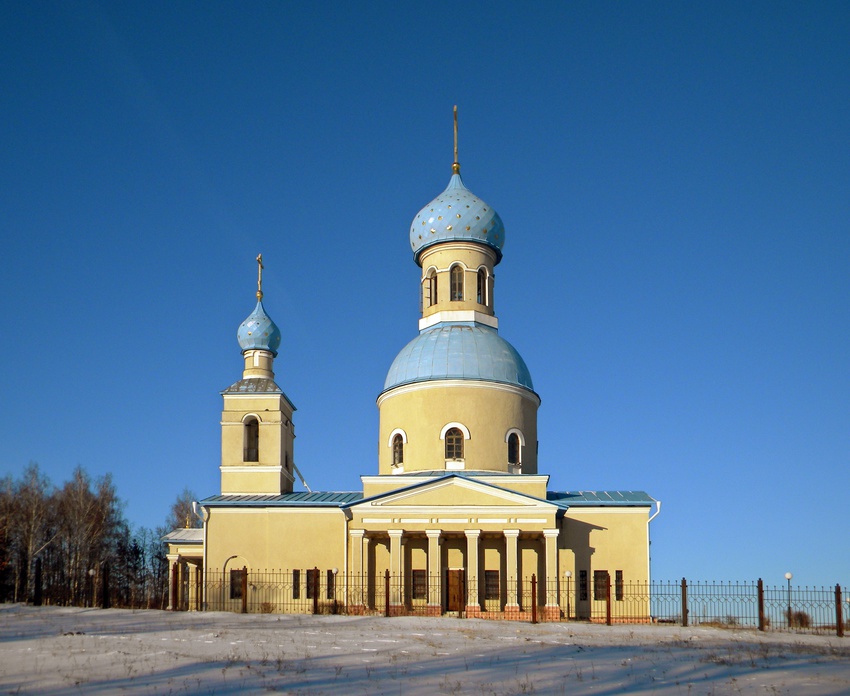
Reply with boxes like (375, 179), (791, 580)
(836, 585), (844, 639)
(606, 575), (612, 626)
(757, 579), (765, 631)
(681, 578), (688, 627)
(531, 574), (538, 624)
(384, 569), (390, 617)
(313, 567), (320, 615)
(241, 566), (248, 614)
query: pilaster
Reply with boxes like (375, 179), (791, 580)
(543, 528), (561, 620)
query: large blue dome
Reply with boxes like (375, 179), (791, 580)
(383, 322), (534, 393)
(409, 173), (504, 265)
(237, 301), (281, 356)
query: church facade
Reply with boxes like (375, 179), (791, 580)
(165, 125), (659, 620)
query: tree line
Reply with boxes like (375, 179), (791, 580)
(0, 462), (197, 608)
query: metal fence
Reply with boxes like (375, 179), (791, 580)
(192, 569), (847, 637)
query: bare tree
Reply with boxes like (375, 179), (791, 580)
(55, 466), (123, 604)
(13, 463), (54, 601)
(165, 488), (202, 530)
(0, 474), (14, 598)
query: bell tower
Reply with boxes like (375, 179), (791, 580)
(220, 255), (296, 495)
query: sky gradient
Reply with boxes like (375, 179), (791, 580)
(2, 1), (848, 587)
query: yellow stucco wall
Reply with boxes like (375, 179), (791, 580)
(419, 244), (497, 317)
(205, 507), (346, 571)
(378, 382), (539, 475)
(220, 392), (295, 494)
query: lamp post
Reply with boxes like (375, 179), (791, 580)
(784, 572), (793, 627)
(564, 570), (572, 620)
(87, 568), (95, 607)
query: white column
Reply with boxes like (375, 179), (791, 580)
(363, 536), (372, 609)
(166, 555), (178, 610)
(187, 563), (198, 611)
(388, 530), (404, 607)
(426, 530), (442, 613)
(504, 530), (519, 609)
(465, 530), (481, 610)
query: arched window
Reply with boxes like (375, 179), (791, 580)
(507, 432), (520, 465)
(450, 265), (463, 302)
(445, 427), (464, 460)
(244, 418), (259, 462)
(477, 268), (487, 306)
(392, 434), (404, 466)
(422, 268), (438, 308)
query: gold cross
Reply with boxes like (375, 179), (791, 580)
(452, 105), (460, 174)
(256, 254), (264, 301)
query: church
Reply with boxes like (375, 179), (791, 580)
(165, 115), (659, 620)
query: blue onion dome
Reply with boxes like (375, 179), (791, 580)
(409, 172), (505, 265)
(237, 301), (281, 356)
(383, 322), (534, 393)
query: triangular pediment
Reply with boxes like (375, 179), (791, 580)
(350, 475), (554, 511)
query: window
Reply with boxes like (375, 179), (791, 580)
(244, 418), (259, 462)
(477, 268), (487, 305)
(230, 568), (245, 600)
(484, 570), (500, 600)
(292, 569), (300, 599)
(423, 269), (437, 308)
(411, 570), (427, 600)
(579, 570), (588, 601)
(306, 569), (317, 599)
(615, 570), (624, 601)
(392, 434), (404, 466)
(445, 427), (464, 460)
(594, 570), (610, 600)
(450, 265), (463, 301)
(507, 433), (520, 465)
(327, 569), (335, 600)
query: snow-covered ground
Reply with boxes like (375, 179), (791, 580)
(1, 604), (848, 694)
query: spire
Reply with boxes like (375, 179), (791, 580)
(452, 105), (460, 175)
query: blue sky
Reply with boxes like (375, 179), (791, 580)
(2, 1), (848, 587)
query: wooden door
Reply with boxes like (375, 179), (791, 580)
(446, 570), (464, 611)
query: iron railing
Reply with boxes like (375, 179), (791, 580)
(190, 568), (848, 637)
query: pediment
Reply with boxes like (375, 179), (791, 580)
(351, 476), (553, 511)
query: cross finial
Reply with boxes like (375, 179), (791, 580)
(256, 254), (264, 301)
(452, 105), (460, 174)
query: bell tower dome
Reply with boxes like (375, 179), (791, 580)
(378, 109), (540, 477)
(220, 255), (297, 495)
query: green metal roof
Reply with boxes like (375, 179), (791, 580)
(199, 487), (653, 510)
(201, 492), (362, 507)
(547, 491), (654, 506)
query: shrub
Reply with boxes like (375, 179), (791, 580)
(787, 609), (811, 628)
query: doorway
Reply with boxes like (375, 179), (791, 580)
(446, 569), (464, 612)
